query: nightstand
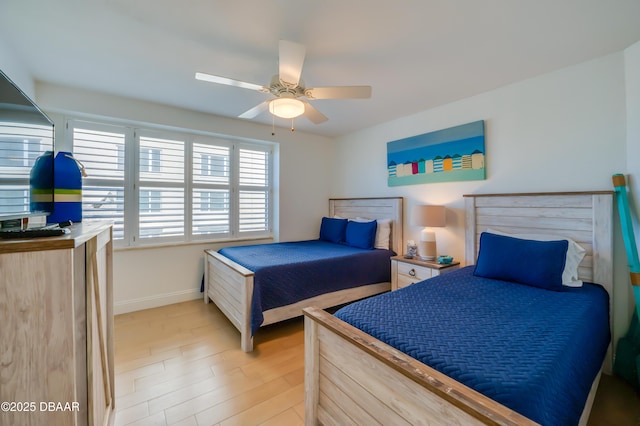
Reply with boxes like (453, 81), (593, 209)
(391, 255), (460, 290)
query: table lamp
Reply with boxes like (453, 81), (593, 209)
(411, 205), (446, 260)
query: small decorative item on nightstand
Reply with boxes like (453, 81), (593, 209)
(437, 255), (453, 264)
(405, 240), (418, 258)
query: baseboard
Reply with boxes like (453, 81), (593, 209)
(114, 289), (201, 315)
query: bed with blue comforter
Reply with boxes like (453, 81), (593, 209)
(219, 240), (394, 334)
(333, 265), (610, 426)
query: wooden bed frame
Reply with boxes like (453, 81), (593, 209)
(304, 192), (613, 426)
(204, 197), (403, 352)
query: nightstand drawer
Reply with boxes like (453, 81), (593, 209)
(397, 262), (432, 283)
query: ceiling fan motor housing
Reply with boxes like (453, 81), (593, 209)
(270, 75), (305, 98)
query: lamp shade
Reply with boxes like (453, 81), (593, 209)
(269, 98), (305, 119)
(411, 205), (446, 227)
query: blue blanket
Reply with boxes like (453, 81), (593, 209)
(219, 240), (394, 334)
(334, 266), (610, 426)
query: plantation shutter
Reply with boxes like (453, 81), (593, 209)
(192, 141), (231, 237)
(137, 133), (185, 240)
(238, 145), (270, 234)
(72, 122), (126, 240)
(0, 122), (53, 217)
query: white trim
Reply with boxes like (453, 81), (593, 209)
(114, 288), (201, 315)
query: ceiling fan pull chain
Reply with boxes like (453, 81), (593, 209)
(291, 118), (295, 132)
(271, 115), (276, 136)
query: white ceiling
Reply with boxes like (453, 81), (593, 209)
(2, 0), (640, 137)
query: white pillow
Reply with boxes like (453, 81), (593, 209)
(356, 217), (392, 250)
(485, 228), (586, 287)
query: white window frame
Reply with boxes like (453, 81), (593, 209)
(67, 118), (274, 248)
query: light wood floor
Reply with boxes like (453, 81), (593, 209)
(114, 299), (640, 426)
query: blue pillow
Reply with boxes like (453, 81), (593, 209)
(319, 217), (348, 243)
(473, 232), (568, 291)
(345, 220), (378, 249)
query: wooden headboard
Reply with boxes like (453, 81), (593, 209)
(329, 197), (403, 255)
(464, 192), (613, 289)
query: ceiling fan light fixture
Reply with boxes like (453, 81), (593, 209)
(269, 98), (305, 119)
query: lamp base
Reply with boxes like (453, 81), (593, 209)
(419, 239), (437, 261)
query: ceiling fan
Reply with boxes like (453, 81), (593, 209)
(195, 40), (372, 126)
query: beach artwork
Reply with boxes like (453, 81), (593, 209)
(387, 120), (485, 186)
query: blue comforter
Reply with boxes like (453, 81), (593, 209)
(219, 240), (394, 334)
(334, 266), (610, 426)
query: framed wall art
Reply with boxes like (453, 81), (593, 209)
(387, 120), (485, 186)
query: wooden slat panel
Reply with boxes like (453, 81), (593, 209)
(477, 206), (593, 220)
(318, 405), (342, 426)
(209, 287), (242, 328)
(318, 325), (485, 426)
(318, 389), (360, 426)
(320, 362), (402, 425)
(476, 215), (593, 232)
(319, 382), (380, 426)
(470, 194), (594, 208)
(206, 258), (245, 330)
(474, 227), (593, 245)
(208, 263), (243, 308)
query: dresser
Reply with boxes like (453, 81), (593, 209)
(0, 222), (114, 426)
(391, 255), (460, 290)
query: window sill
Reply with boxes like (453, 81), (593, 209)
(113, 235), (274, 252)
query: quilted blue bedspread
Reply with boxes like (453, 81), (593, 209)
(334, 266), (610, 426)
(218, 240), (394, 334)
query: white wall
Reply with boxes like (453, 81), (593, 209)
(0, 38), (35, 98)
(625, 40), (640, 317)
(34, 83), (335, 313)
(333, 52), (630, 343)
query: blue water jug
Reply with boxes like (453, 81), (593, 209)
(47, 151), (82, 223)
(30, 150), (54, 215)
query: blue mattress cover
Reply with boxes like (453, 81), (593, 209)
(219, 240), (394, 334)
(334, 266), (610, 426)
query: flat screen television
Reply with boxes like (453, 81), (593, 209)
(0, 68), (55, 224)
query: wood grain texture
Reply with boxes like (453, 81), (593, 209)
(0, 221), (114, 254)
(86, 227), (115, 426)
(0, 249), (76, 426)
(0, 222), (114, 426)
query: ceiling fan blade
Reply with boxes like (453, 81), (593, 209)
(279, 40), (306, 87)
(195, 72), (266, 92)
(303, 102), (328, 124)
(305, 86), (372, 99)
(238, 101), (270, 119)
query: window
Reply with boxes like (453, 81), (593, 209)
(69, 119), (274, 247)
(238, 148), (270, 233)
(137, 133), (185, 240)
(72, 123), (127, 240)
(140, 147), (161, 173)
(0, 121), (54, 216)
(192, 142), (230, 236)
(140, 189), (161, 213)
